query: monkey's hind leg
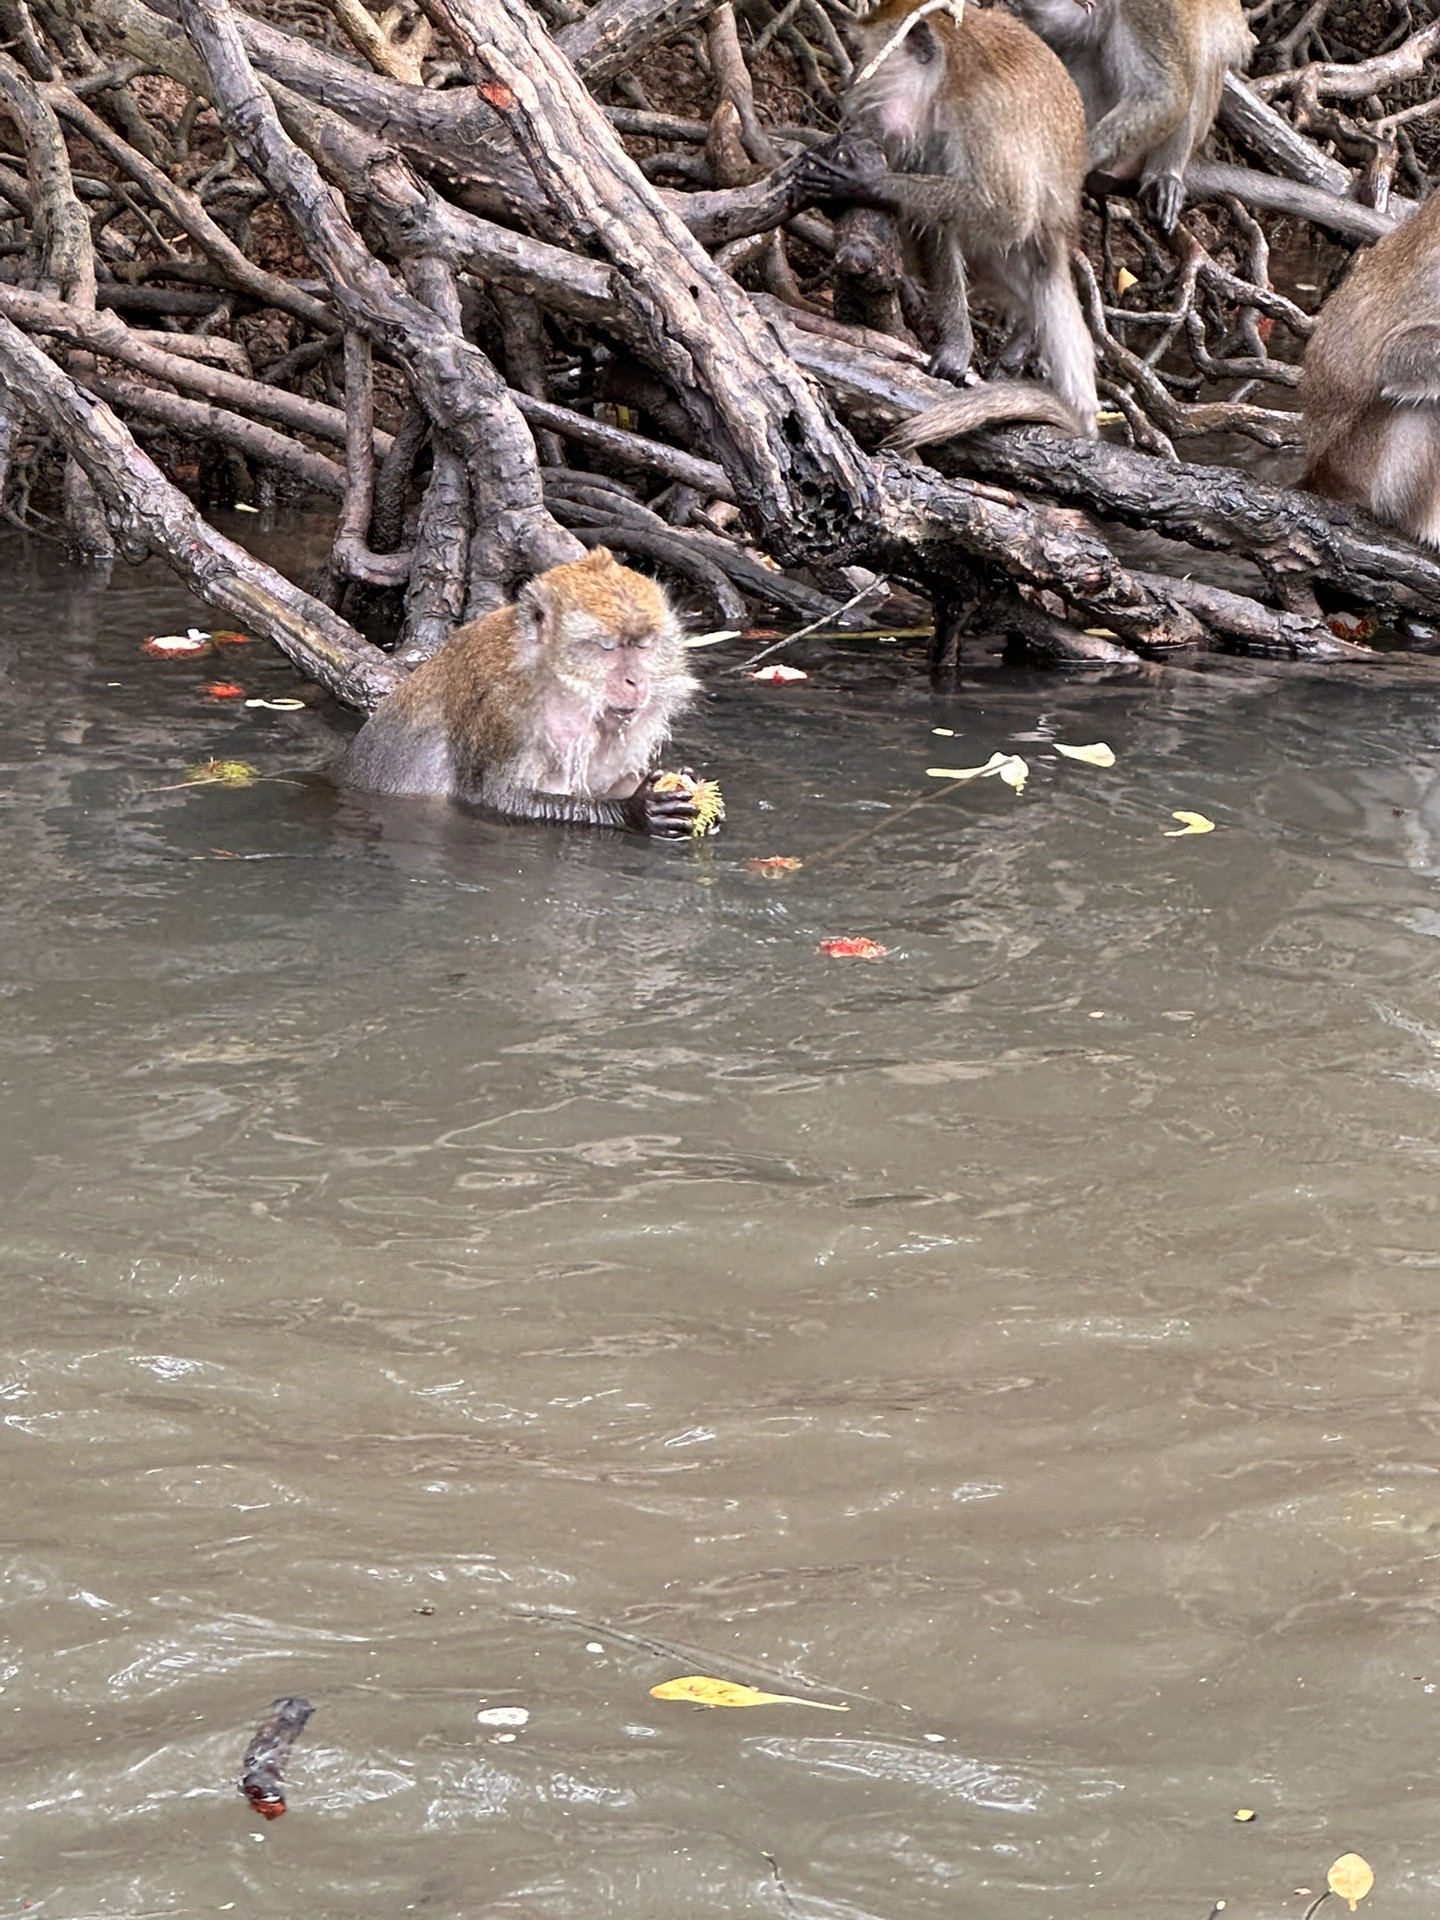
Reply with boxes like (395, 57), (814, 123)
(915, 223), (976, 386)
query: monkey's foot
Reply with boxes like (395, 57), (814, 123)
(927, 346), (978, 388)
(1141, 171), (1186, 234)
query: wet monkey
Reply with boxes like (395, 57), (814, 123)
(1007, 0), (1254, 232)
(1301, 190), (1440, 553)
(336, 548), (703, 834)
(798, 0), (1099, 435)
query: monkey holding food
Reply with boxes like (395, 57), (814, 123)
(1301, 189), (1440, 554)
(794, 0), (1099, 444)
(336, 548), (716, 836)
(1006, 0), (1254, 233)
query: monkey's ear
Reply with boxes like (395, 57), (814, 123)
(515, 575), (557, 661)
(908, 20), (938, 63)
(1378, 326), (1440, 404)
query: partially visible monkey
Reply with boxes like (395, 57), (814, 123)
(335, 547), (705, 834)
(1301, 190), (1440, 553)
(1006, 0), (1253, 233)
(797, 0), (1098, 433)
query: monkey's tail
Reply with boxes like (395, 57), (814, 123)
(883, 381), (1087, 455)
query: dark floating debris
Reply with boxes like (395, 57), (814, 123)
(239, 1695), (314, 1820)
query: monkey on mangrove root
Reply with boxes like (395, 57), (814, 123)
(795, 0), (1098, 435)
(1301, 190), (1440, 554)
(1006, 0), (1253, 233)
(335, 548), (706, 835)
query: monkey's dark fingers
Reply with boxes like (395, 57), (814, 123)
(624, 776), (701, 838)
(1141, 172), (1185, 235)
(643, 799), (702, 839)
(792, 134), (889, 205)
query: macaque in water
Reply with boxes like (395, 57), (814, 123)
(1301, 190), (1440, 553)
(1006, 0), (1253, 232)
(336, 547), (704, 834)
(795, 0), (1097, 442)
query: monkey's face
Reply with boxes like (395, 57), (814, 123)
(520, 549), (697, 740)
(582, 615), (697, 734)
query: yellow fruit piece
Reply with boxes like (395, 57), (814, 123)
(1116, 266), (1139, 293)
(184, 758), (260, 786)
(1234, 1808), (1255, 1822)
(1328, 1854), (1374, 1911)
(651, 771), (726, 837)
(649, 1675), (848, 1710)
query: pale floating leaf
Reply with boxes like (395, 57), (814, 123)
(1055, 742), (1116, 768)
(1163, 810), (1215, 837)
(686, 629), (742, 648)
(244, 697), (307, 710)
(1327, 1854), (1374, 1912)
(927, 751), (1026, 790)
(650, 1674), (848, 1711)
(476, 1706), (529, 1727)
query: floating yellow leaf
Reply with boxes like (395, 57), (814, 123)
(1116, 266), (1138, 294)
(1055, 742), (1116, 768)
(927, 752), (1028, 792)
(1328, 1854), (1374, 1911)
(650, 1675), (848, 1711)
(1163, 810), (1215, 837)
(1234, 1808), (1256, 1822)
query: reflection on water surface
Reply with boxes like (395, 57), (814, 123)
(3, 537), (1440, 1917)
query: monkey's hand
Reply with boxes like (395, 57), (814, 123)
(790, 135), (894, 212)
(624, 771), (705, 839)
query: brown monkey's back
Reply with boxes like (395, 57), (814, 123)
(1301, 191), (1440, 534)
(853, 0), (1086, 247)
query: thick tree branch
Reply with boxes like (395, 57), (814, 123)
(0, 314), (400, 706)
(175, 0), (578, 599)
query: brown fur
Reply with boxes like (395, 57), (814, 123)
(1301, 191), (1440, 552)
(1007, 0), (1254, 231)
(885, 378), (1087, 452)
(336, 548), (701, 832)
(845, 0), (1099, 427)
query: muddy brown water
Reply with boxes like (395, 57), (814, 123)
(4, 531), (1440, 1920)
